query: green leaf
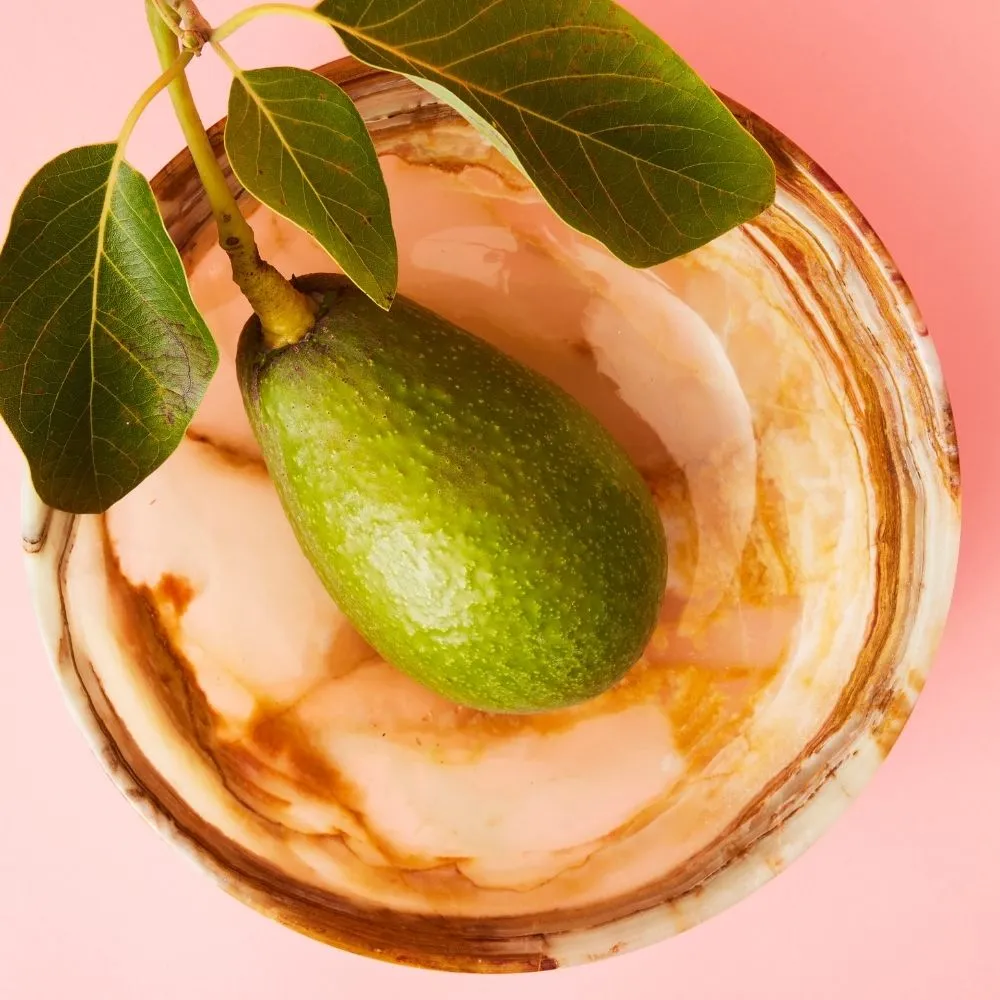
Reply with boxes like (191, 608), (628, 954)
(0, 144), (218, 514)
(225, 66), (397, 307)
(314, 0), (776, 267)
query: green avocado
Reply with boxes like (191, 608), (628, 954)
(237, 274), (666, 713)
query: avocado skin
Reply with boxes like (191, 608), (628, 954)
(237, 274), (666, 713)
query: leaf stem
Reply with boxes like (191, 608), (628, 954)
(208, 37), (242, 77)
(117, 52), (193, 152)
(212, 3), (333, 45)
(144, 0), (317, 349)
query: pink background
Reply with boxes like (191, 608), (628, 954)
(1, 1), (997, 996)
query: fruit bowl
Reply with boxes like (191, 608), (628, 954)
(22, 57), (960, 972)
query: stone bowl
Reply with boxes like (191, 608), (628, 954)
(22, 57), (960, 972)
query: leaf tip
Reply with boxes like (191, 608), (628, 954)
(368, 281), (396, 311)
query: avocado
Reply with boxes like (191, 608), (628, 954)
(237, 274), (666, 713)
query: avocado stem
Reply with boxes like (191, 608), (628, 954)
(145, 0), (316, 349)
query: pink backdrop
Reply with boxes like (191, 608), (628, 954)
(1, 1), (997, 996)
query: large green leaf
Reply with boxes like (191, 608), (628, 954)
(0, 144), (218, 514)
(225, 66), (397, 307)
(314, 0), (776, 267)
